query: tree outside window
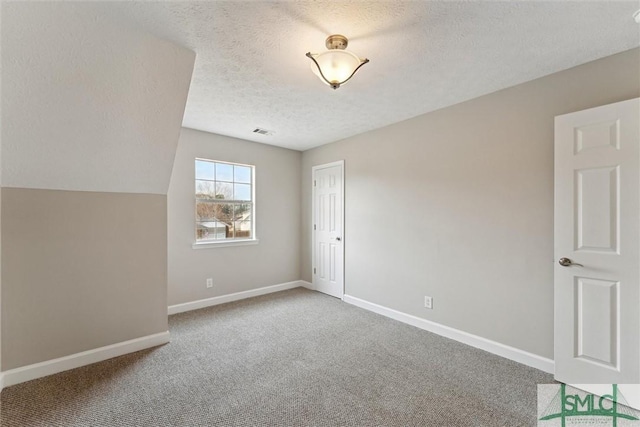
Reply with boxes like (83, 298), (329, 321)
(195, 159), (254, 242)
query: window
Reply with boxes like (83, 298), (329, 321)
(195, 158), (255, 244)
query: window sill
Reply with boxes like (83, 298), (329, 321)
(192, 239), (259, 249)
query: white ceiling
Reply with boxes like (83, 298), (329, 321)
(85, 1), (639, 150)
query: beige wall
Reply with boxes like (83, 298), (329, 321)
(1, 189), (168, 370)
(1, 2), (194, 373)
(167, 128), (301, 306)
(0, 188), (2, 376)
(0, 69), (3, 378)
(301, 47), (640, 360)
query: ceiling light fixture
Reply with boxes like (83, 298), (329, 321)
(306, 35), (369, 90)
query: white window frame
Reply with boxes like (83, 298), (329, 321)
(192, 158), (258, 249)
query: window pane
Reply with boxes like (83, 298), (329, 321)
(195, 160), (214, 180)
(234, 221), (252, 239)
(197, 200), (234, 222)
(215, 162), (233, 182)
(217, 203), (234, 225)
(195, 159), (255, 242)
(234, 183), (251, 201)
(234, 203), (252, 221)
(196, 221), (227, 241)
(215, 182), (233, 199)
(196, 201), (217, 222)
(195, 180), (216, 199)
(234, 165), (251, 183)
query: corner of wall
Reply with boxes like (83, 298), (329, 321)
(168, 130), (303, 306)
(0, 3), (193, 374)
(298, 48), (640, 361)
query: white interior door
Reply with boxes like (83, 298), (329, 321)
(312, 161), (344, 299)
(554, 98), (640, 392)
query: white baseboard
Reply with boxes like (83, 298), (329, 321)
(168, 280), (307, 315)
(343, 294), (555, 374)
(1, 331), (170, 389)
(300, 280), (315, 291)
(0, 372), (4, 392)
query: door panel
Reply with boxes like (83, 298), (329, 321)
(574, 277), (618, 369)
(554, 98), (639, 387)
(313, 162), (344, 299)
(575, 166), (618, 252)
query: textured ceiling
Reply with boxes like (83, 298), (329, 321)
(52, 2), (640, 150)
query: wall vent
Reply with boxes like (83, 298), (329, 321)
(252, 128), (275, 136)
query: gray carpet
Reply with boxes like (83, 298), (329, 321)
(1, 288), (552, 426)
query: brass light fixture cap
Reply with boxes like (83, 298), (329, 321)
(325, 34), (348, 50)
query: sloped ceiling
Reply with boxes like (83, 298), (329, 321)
(95, 0), (640, 150)
(2, 2), (195, 194)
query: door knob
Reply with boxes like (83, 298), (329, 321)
(559, 257), (583, 267)
(336, 237), (341, 241)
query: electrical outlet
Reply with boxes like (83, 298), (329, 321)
(206, 278), (213, 288)
(424, 296), (433, 309)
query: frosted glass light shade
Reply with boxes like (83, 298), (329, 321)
(308, 50), (367, 89)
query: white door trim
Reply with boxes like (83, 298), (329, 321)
(312, 160), (345, 299)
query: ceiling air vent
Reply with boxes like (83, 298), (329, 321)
(252, 128), (275, 136)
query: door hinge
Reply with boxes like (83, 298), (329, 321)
(313, 268), (316, 274)
(314, 224), (316, 230)
(314, 180), (316, 187)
